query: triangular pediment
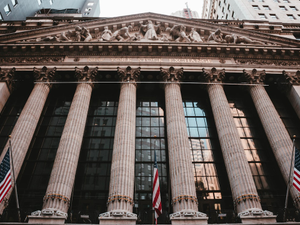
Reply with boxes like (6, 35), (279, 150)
(0, 12), (299, 47)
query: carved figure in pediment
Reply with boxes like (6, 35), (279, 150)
(36, 36), (57, 42)
(110, 26), (132, 41)
(139, 20), (161, 40)
(160, 34), (169, 42)
(166, 25), (191, 42)
(224, 33), (265, 45)
(207, 29), (224, 43)
(55, 31), (72, 42)
(129, 33), (141, 41)
(75, 26), (92, 42)
(99, 26), (112, 41)
(188, 28), (203, 43)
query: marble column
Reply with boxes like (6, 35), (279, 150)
(0, 67), (56, 214)
(282, 70), (300, 121)
(244, 69), (300, 210)
(203, 68), (275, 224)
(0, 68), (16, 113)
(161, 67), (208, 225)
(99, 66), (140, 225)
(28, 66), (97, 224)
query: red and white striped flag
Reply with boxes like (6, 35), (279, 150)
(293, 148), (300, 192)
(153, 151), (162, 225)
(0, 148), (12, 203)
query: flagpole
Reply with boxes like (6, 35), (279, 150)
(153, 135), (157, 225)
(283, 135), (296, 222)
(8, 135), (21, 222)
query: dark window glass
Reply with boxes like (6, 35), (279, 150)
(72, 86), (119, 223)
(2, 85), (74, 221)
(226, 87), (286, 216)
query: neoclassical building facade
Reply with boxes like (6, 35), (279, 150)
(0, 13), (300, 224)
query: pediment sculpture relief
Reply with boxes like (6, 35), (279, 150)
(19, 22), (268, 45)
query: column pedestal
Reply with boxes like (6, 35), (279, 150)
(27, 215), (65, 224)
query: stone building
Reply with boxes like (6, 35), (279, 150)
(0, 12), (300, 224)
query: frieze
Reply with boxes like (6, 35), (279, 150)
(66, 57), (232, 64)
(235, 59), (300, 66)
(0, 57), (65, 63)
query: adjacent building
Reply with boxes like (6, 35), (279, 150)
(0, 12), (300, 225)
(0, 0), (100, 21)
(203, 0), (300, 22)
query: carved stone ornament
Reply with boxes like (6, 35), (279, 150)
(139, 20), (161, 40)
(235, 59), (300, 66)
(283, 70), (300, 85)
(170, 210), (207, 219)
(99, 211), (137, 218)
(0, 67), (16, 90)
(75, 66), (98, 83)
(238, 208), (273, 217)
(18, 22), (268, 45)
(31, 208), (68, 219)
(243, 69), (266, 84)
(117, 66), (141, 82)
(160, 66), (183, 82)
(202, 67), (225, 83)
(33, 66), (56, 83)
(0, 57), (65, 63)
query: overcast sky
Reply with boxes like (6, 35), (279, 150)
(100, 0), (203, 18)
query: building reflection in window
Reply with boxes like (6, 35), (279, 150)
(227, 88), (286, 213)
(135, 100), (169, 224)
(73, 91), (118, 223)
(7, 85), (74, 221)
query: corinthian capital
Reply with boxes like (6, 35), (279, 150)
(202, 67), (225, 83)
(283, 70), (300, 85)
(33, 66), (56, 83)
(117, 66), (140, 82)
(75, 66), (98, 82)
(160, 67), (183, 82)
(243, 69), (265, 84)
(0, 67), (16, 91)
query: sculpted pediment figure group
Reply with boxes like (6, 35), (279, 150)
(20, 19), (269, 45)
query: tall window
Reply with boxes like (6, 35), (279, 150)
(2, 85), (74, 221)
(226, 88), (286, 214)
(181, 86), (233, 224)
(135, 90), (169, 224)
(72, 87), (119, 223)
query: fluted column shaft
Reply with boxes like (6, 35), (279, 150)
(207, 84), (262, 213)
(42, 83), (92, 213)
(165, 82), (198, 213)
(286, 85), (300, 120)
(0, 83), (11, 113)
(107, 82), (136, 213)
(249, 85), (300, 207)
(0, 83), (50, 213)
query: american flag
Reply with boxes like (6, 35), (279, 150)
(293, 148), (300, 192)
(152, 151), (162, 225)
(0, 148), (12, 203)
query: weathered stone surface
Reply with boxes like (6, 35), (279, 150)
(100, 67), (140, 224)
(0, 83), (50, 214)
(162, 67), (207, 223)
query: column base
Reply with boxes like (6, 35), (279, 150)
(170, 210), (208, 225)
(27, 208), (67, 224)
(239, 208), (277, 224)
(28, 215), (66, 224)
(99, 210), (137, 225)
